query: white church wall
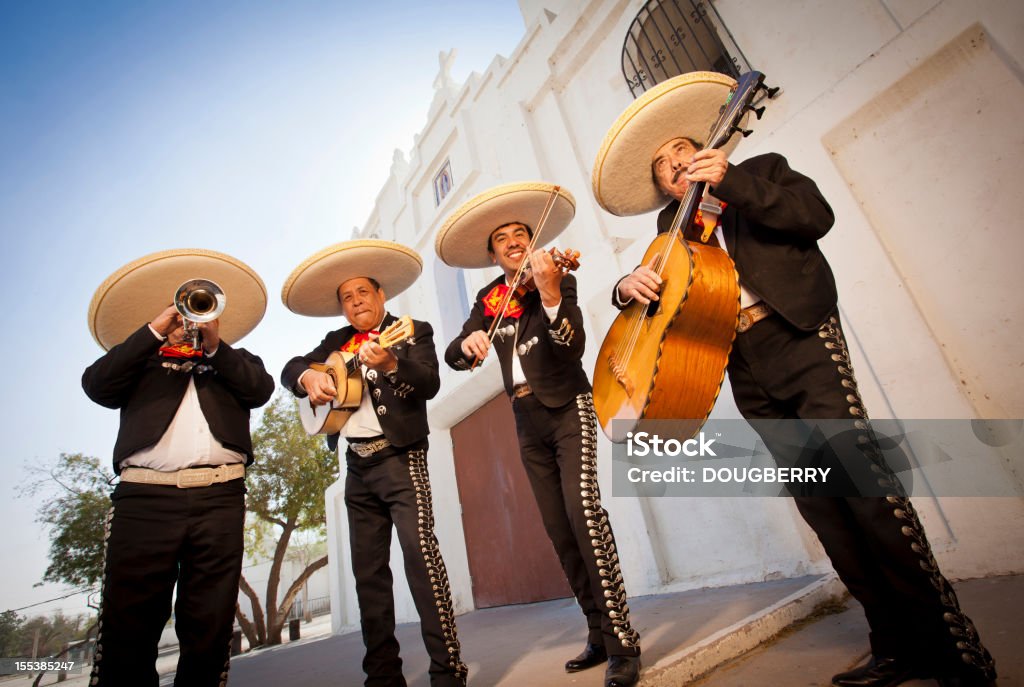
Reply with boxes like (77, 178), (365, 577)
(324, 0), (1024, 629)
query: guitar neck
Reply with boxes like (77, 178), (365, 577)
(344, 356), (361, 376)
(346, 328), (407, 376)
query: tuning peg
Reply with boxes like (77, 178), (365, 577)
(731, 125), (754, 138)
(748, 105), (765, 120)
(759, 84), (780, 99)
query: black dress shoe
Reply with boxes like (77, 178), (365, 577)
(832, 656), (926, 687)
(565, 642), (607, 672)
(605, 655), (641, 687)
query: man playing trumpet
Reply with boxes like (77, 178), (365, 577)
(82, 248), (274, 686)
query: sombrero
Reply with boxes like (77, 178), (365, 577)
(281, 239), (422, 317)
(435, 182), (576, 268)
(88, 248), (267, 350)
(592, 71), (744, 217)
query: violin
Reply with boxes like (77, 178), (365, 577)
(471, 246), (581, 370)
(509, 247), (581, 298)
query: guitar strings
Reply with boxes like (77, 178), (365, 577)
(612, 104), (733, 373)
(614, 182), (697, 368)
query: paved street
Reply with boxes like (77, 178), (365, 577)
(226, 574), (1022, 686)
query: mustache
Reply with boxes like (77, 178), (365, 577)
(672, 168), (684, 184)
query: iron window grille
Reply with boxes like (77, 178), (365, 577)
(622, 0), (751, 97)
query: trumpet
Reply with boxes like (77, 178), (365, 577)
(174, 279), (226, 349)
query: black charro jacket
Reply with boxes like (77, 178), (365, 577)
(445, 273), (590, 408)
(82, 324), (275, 474)
(281, 313), (440, 451)
(618, 153), (838, 332)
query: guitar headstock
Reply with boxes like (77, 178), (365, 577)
(378, 315), (414, 349)
(705, 71), (770, 152)
(549, 247), (581, 274)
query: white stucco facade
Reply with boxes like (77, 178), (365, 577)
(325, 0), (1024, 632)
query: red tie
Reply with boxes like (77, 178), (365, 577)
(482, 284), (525, 319)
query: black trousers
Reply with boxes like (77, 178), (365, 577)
(513, 391), (641, 657)
(728, 312), (996, 681)
(344, 443), (467, 687)
(91, 479), (245, 687)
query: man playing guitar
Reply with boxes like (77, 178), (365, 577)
(281, 239), (468, 687)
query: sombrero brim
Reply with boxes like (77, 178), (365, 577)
(281, 240), (422, 317)
(88, 249), (267, 351)
(592, 71), (743, 217)
(435, 182), (576, 268)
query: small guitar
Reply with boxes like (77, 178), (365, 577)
(298, 316), (415, 435)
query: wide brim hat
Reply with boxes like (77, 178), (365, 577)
(435, 182), (576, 269)
(592, 71), (742, 217)
(88, 248), (267, 350)
(281, 239), (422, 317)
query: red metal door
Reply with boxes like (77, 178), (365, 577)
(451, 392), (570, 608)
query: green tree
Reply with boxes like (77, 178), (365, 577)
(0, 610), (24, 658)
(16, 612), (88, 658)
(236, 392), (339, 647)
(21, 453), (114, 590)
(19, 454), (107, 684)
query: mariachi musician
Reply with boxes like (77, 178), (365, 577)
(82, 248), (274, 687)
(437, 183), (642, 687)
(280, 239), (467, 687)
(594, 71), (996, 687)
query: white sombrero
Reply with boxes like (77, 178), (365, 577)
(88, 248), (267, 351)
(592, 71), (744, 217)
(281, 239), (422, 317)
(435, 182), (576, 268)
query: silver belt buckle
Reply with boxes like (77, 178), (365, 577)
(737, 310), (753, 333)
(351, 438), (389, 458)
(177, 467), (215, 488)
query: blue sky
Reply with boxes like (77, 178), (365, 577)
(0, 1), (525, 618)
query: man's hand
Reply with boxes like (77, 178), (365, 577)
(151, 304), (182, 337)
(529, 248), (562, 307)
(301, 370), (338, 405)
(685, 148), (729, 186)
(460, 330), (491, 362)
(357, 340), (398, 373)
(617, 257), (662, 305)
(197, 319), (220, 352)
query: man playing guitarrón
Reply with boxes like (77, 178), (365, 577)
(436, 182), (642, 687)
(281, 240), (467, 687)
(593, 71), (995, 687)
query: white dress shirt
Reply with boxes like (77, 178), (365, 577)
(120, 326), (245, 471)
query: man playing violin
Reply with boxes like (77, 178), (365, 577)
(280, 240), (467, 687)
(82, 249), (274, 687)
(437, 183), (642, 687)
(595, 72), (995, 687)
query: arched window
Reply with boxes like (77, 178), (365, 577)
(433, 159), (454, 207)
(622, 0), (751, 97)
